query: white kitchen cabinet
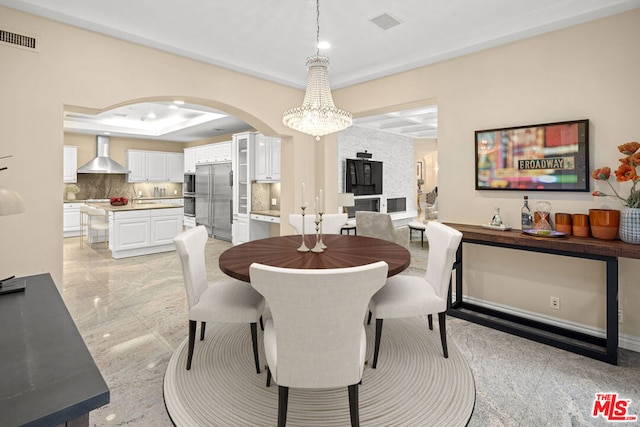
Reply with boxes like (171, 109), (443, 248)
(63, 202), (83, 237)
(146, 151), (167, 181)
(127, 150), (184, 182)
(233, 215), (250, 245)
(166, 153), (184, 182)
(184, 215), (196, 229)
(150, 209), (183, 245)
(195, 142), (232, 164)
(110, 210), (151, 251)
(109, 207), (183, 259)
(127, 150), (147, 182)
(232, 132), (255, 245)
(63, 146), (78, 183)
(253, 135), (280, 181)
(184, 147), (197, 173)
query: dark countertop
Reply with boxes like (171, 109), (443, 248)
(0, 274), (109, 426)
(250, 210), (281, 217)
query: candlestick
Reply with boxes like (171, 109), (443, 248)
(297, 206), (310, 252)
(319, 212), (327, 249)
(311, 214), (324, 253)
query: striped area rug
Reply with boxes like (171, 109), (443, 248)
(164, 317), (475, 426)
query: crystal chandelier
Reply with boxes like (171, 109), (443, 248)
(282, 0), (352, 141)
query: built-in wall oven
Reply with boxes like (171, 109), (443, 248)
(183, 194), (195, 217)
(184, 173), (196, 194)
(184, 173), (196, 217)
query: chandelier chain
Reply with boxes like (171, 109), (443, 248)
(315, 0), (320, 55)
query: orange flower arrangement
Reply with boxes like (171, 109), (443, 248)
(592, 141), (640, 208)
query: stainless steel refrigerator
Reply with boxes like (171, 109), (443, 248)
(195, 163), (233, 241)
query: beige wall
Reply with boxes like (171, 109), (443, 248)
(336, 9), (640, 338)
(2, 6), (639, 339)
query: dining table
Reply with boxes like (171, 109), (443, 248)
(219, 234), (411, 282)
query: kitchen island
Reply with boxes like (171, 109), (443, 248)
(88, 202), (183, 259)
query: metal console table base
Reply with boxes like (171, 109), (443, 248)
(445, 224), (621, 365)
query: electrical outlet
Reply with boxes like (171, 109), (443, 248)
(618, 309), (624, 323)
(271, 198), (277, 206)
(550, 296), (560, 310)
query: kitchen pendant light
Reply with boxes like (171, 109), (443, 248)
(282, 0), (352, 141)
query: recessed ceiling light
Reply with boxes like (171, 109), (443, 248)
(173, 100), (185, 105)
(147, 112), (157, 119)
(317, 41), (331, 50)
(103, 131), (111, 135)
(169, 105), (178, 109)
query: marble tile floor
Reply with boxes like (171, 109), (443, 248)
(62, 236), (640, 427)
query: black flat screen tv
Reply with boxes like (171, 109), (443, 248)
(345, 159), (383, 196)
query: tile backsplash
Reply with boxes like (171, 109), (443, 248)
(64, 174), (182, 200)
(251, 182), (281, 211)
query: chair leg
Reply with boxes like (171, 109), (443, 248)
(428, 314), (433, 330)
(266, 367), (272, 387)
(367, 310), (372, 325)
(372, 318), (383, 369)
(187, 320), (197, 370)
(251, 322), (260, 374)
(348, 384), (360, 427)
(200, 322), (206, 341)
(438, 312), (448, 358)
(278, 386), (289, 427)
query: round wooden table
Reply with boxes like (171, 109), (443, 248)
(219, 234), (411, 282)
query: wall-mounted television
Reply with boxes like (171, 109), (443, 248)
(475, 119), (589, 191)
(345, 158), (383, 196)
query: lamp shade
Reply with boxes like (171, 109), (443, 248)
(337, 193), (355, 207)
(0, 186), (25, 216)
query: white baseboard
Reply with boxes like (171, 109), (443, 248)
(452, 294), (640, 353)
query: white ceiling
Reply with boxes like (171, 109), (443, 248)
(4, 0), (638, 141)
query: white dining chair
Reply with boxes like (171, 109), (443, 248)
(368, 221), (462, 368)
(87, 206), (109, 249)
(289, 213), (347, 235)
(249, 261), (388, 427)
(79, 205), (90, 248)
(174, 226), (265, 372)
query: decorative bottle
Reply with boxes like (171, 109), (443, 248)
(521, 196), (533, 229)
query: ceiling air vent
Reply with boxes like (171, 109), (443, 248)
(370, 13), (403, 31)
(0, 28), (39, 52)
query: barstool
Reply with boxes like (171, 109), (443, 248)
(87, 207), (109, 249)
(79, 205), (90, 248)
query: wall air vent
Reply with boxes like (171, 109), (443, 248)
(0, 29), (39, 52)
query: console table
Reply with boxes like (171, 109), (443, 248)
(0, 274), (110, 426)
(445, 223), (640, 365)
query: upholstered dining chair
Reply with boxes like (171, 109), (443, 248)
(79, 205), (90, 248)
(355, 211), (409, 248)
(174, 226), (265, 372)
(288, 213), (347, 235)
(87, 206), (109, 249)
(249, 261), (389, 427)
(368, 221), (462, 368)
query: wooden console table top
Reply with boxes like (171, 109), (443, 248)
(445, 223), (640, 260)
